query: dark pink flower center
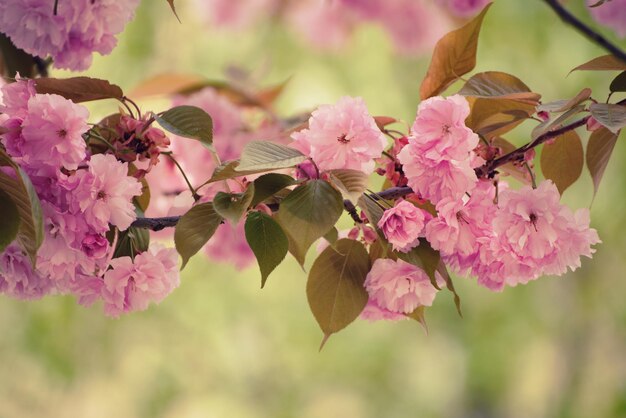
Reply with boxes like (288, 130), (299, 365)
(337, 133), (350, 144)
(57, 129), (68, 138)
(529, 213), (538, 232)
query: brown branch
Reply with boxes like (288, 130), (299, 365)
(131, 216), (180, 231)
(543, 0), (626, 63)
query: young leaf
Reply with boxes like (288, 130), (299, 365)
(531, 105), (585, 140)
(570, 55), (626, 73)
(245, 212), (289, 288)
(610, 71), (626, 93)
(589, 103), (626, 134)
(174, 203), (223, 268)
(537, 88), (592, 113)
(237, 141), (306, 171)
(437, 261), (462, 317)
(0, 151), (44, 264)
(586, 127), (619, 199)
(465, 97), (535, 138)
(213, 184), (255, 224)
(276, 180), (343, 266)
(540, 131), (583, 195)
(156, 105), (214, 146)
(131, 73), (207, 98)
(329, 169), (369, 204)
(374, 116), (398, 130)
(34, 77), (124, 103)
(251, 173), (297, 206)
(0, 190), (20, 252)
(307, 239), (370, 340)
(459, 71), (540, 103)
(419, 3), (492, 100)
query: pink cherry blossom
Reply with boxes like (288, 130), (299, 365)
(291, 96), (386, 174)
(364, 258), (439, 314)
(204, 221), (255, 270)
(287, 0), (355, 50)
(102, 244), (180, 317)
(0, 244), (52, 300)
(71, 154), (142, 232)
(360, 299), (408, 322)
(20, 94), (89, 173)
(409, 95), (478, 161)
(378, 200), (429, 252)
(441, 0), (491, 18)
(193, 0), (279, 30)
(587, 0), (626, 38)
(0, 76), (36, 118)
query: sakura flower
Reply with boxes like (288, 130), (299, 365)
(378, 200), (429, 252)
(442, 0), (491, 17)
(194, 0), (278, 30)
(0, 244), (52, 300)
(360, 299), (408, 322)
(0, 76), (36, 118)
(291, 96), (386, 174)
(364, 258), (439, 314)
(71, 154), (142, 232)
(21, 94), (89, 173)
(102, 244), (180, 317)
(409, 95), (478, 161)
(587, 0), (626, 38)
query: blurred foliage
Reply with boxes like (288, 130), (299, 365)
(1, 1), (626, 418)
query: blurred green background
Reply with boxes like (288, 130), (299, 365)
(1, 1), (626, 417)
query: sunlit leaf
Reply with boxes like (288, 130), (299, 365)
(0, 190), (20, 252)
(589, 103), (626, 133)
(540, 131), (583, 194)
(213, 184), (255, 224)
(329, 169), (369, 204)
(419, 3), (492, 100)
(245, 211), (289, 288)
(459, 71), (540, 103)
(570, 54), (626, 73)
(465, 97), (535, 138)
(237, 141), (306, 172)
(156, 105), (214, 146)
(536, 88), (592, 113)
(130, 73), (207, 97)
(276, 180), (343, 266)
(174, 203), (223, 268)
(307, 239), (370, 342)
(586, 127), (619, 200)
(34, 77), (124, 103)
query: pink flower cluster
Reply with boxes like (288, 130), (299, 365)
(371, 94), (600, 297)
(0, 79), (179, 315)
(0, 0), (140, 71)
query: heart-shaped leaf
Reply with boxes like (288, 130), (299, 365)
(213, 184), (255, 224)
(174, 202), (223, 268)
(156, 105), (214, 146)
(245, 211), (289, 288)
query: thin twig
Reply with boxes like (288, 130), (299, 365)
(543, 0), (626, 63)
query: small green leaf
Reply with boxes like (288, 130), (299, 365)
(245, 212), (289, 288)
(174, 203), (223, 268)
(0, 151), (44, 264)
(34, 77), (124, 103)
(276, 180), (343, 266)
(329, 169), (369, 204)
(156, 105), (214, 146)
(0, 190), (20, 252)
(396, 239), (441, 290)
(307, 239), (370, 340)
(540, 131), (583, 195)
(237, 141), (306, 171)
(213, 184), (255, 224)
(437, 261), (462, 317)
(112, 226), (150, 260)
(589, 103), (626, 134)
(251, 173), (297, 206)
(405, 306), (428, 333)
(610, 71), (626, 93)
(586, 127), (619, 200)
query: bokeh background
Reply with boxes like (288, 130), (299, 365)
(1, 1), (626, 417)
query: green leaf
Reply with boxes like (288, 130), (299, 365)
(459, 71), (540, 103)
(405, 306), (428, 333)
(244, 212), (289, 288)
(307, 239), (370, 341)
(396, 239), (442, 290)
(213, 184), (255, 224)
(610, 71), (626, 93)
(437, 261), (462, 317)
(0, 151), (44, 264)
(589, 103), (626, 134)
(237, 141), (306, 172)
(419, 3), (492, 99)
(174, 203), (223, 268)
(112, 226), (150, 260)
(0, 190), (20, 252)
(570, 55), (626, 73)
(586, 127), (619, 200)
(251, 173), (297, 206)
(540, 131), (583, 195)
(357, 194), (389, 239)
(276, 180), (343, 266)
(323, 227), (339, 245)
(156, 105), (214, 146)
(34, 77), (124, 103)
(329, 169), (369, 204)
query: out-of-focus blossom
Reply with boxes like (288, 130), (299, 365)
(587, 0), (626, 38)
